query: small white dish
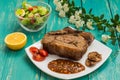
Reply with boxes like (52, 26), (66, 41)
(25, 39), (112, 80)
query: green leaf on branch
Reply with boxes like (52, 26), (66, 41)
(111, 33), (116, 37)
(105, 22), (111, 28)
(93, 16), (99, 22)
(118, 37), (120, 41)
(89, 8), (92, 14)
(102, 19), (107, 23)
(74, 7), (80, 11)
(97, 25), (104, 30)
(85, 14), (91, 19)
(109, 28), (114, 33)
(111, 14), (119, 26)
(100, 14), (104, 19)
(111, 18), (115, 23)
(71, 0), (75, 6)
(115, 14), (119, 21)
(111, 37), (116, 45)
(82, 8), (86, 14)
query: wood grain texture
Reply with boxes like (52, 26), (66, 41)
(82, 0), (120, 80)
(0, 0), (120, 80)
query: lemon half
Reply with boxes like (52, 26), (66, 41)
(4, 32), (27, 50)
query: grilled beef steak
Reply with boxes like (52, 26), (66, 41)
(41, 27), (94, 60)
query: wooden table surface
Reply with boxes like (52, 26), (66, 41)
(0, 0), (120, 80)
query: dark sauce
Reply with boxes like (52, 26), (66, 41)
(48, 59), (85, 74)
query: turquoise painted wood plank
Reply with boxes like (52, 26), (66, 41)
(82, 0), (120, 80)
(82, 0), (112, 19)
(0, 0), (21, 80)
(109, 0), (120, 61)
(0, 1), (8, 79)
(109, 0), (120, 15)
(82, 1), (112, 80)
(0, 0), (49, 80)
(104, 0), (120, 80)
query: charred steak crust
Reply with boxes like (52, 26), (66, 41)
(41, 27), (94, 60)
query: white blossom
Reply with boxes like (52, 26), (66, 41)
(60, 0), (63, 3)
(75, 11), (80, 16)
(63, 3), (68, 8)
(75, 20), (84, 28)
(53, 0), (59, 5)
(75, 10), (82, 16)
(55, 2), (62, 11)
(59, 10), (65, 17)
(74, 11), (82, 20)
(79, 10), (82, 14)
(86, 21), (94, 30)
(116, 25), (120, 33)
(75, 21), (81, 28)
(102, 34), (111, 42)
(63, 6), (69, 12)
(75, 15), (81, 20)
(57, 2), (62, 7)
(69, 15), (76, 24)
(56, 6), (62, 11)
(81, 20), (85, 25)
(62, 3), (69, 12)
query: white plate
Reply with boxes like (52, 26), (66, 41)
(25, 39), (112, 80)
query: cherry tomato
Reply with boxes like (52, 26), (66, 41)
(30, 47), (48, 62)
(29, 47), (39, 55)
(39, 49), (48, 57)
(28, 7), (33, 11)
(32, 54), (45, 61)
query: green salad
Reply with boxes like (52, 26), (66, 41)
(15, 2), (49, 30)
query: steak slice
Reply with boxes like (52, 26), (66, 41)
(41, 27), (94, 60)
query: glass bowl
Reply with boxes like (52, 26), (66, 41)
(15, 1), (52, 32)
